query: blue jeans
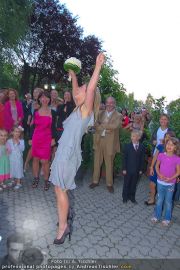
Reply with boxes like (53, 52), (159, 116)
(174, 182), (180, 201)
(154, 183), (175, 221)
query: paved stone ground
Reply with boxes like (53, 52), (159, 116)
(0, 168), (180, 261)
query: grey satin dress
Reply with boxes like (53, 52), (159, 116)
(49, 107), (93, 190)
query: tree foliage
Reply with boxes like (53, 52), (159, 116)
(166, 98), (180, 138)
(98, 58), (126, 105)
(0, 0), (31, 49)
(3, 0), (102, 94)
(0, 61), (19, 89)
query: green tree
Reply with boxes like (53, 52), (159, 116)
(145, 93), (154, 111)
(98, 58), (126, 105)
(0, 0), (32, 89)
(166, 98), (180, 138)
(148, 96), (166, 133)
(0, 0), (31, 49)
(0, 61), (19, 89)
(3, 0), (102, 95)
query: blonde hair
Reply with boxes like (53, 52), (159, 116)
(131, 130), (142, 138)
(0, 128), (8, 136)
(0, 129), (8, 144)
(7, 88), (19, 100)
(93, 88), (101, 122)
(11, 125), (24, 139)
(134, 113), (143, 122)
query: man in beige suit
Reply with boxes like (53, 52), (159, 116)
(89, 96), (122, 193)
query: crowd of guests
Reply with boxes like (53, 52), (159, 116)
(0, 87), (179, 226)
(0, 87), (75, 191)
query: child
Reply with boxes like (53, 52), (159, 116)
(122, 130), (145, 203)
(0, 129), (10, 191)
(151, 137), (180, 226)
(7, 126), (25, 190)
(145, 131), (176, 205)
(151, 114), (171, 154)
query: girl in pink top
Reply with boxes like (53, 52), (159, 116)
(4, 89), (24, 132)
(151, 137), (180, 226)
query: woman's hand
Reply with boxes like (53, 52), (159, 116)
(96, 53), (105, 67)
(28, 140), (32, 146)
(164, 177), (171, 182)
(153, 140), (157, 146)
(51, 139), (55, 147)
(149, 167), (154, 176)
(6, 148), (11, 154)
(68, 70), (76, 77)
(158, 174), (164, 180)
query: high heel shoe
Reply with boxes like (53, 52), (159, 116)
(32, 177), (39, 188)
(53, 226), (71, 245)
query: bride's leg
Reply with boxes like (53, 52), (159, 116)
(54, 186), (69, 239)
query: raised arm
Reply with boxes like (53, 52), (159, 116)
(84, 53), (105, 114)
(68, 70), (79, 105)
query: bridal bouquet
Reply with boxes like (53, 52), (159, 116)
(64, 57), (81, 80)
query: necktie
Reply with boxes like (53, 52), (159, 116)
(135, 144), (138, 151)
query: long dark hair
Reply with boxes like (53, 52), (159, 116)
(37, 91), (51, 106)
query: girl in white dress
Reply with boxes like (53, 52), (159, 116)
(7, 126), (25, 190)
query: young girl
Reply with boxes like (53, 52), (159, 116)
(7, 126), (25, 190)
(145, 131), (176, 205)
(151, 137), (180, 226)
(0, 129), (10, 191)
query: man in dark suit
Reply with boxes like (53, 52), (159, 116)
(122, 130), (145, 203)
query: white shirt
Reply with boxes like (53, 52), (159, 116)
(156, 127), (168, 146)
(153, 127), (168, 155)
(157, 179), (173, 186)
(101, 110), (115, 136)
(106, 110), (114, 118)
(133, 143), (139, 151)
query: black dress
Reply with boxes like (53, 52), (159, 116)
(55, 101), (75, 144)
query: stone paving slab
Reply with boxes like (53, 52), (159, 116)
(0, 169), (180, 260)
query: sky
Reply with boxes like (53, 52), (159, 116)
(62, 0), (180, 103)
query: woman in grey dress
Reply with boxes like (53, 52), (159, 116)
(49, 53), (105, 244)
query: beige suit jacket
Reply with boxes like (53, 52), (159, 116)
(93, 110), (122, 155)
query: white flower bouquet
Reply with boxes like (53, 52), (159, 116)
(64, 57), (81, 80)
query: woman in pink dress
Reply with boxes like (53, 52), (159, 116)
(30, 91), (56, 190)
(4, 89), (24, 132)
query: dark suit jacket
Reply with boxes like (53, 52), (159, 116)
(122, 142), (145, 174)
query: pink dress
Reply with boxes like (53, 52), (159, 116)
(32, 111), (52, 160)
(4, 100), (24, 132)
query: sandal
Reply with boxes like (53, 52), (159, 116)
(1, 183), (7, 189)
(162, 220), (171, 226)
(144, 200), (155, 206)
(151, 217), (159, 224)
(44, 180), (51, 191)
(32, 177), (39, 188)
